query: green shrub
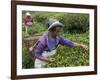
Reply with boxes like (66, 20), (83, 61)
(22, 33), (89, 68)
(22, 44), (34, 68)
(22, 11), (89, 68)
(45, 32), (89, 68)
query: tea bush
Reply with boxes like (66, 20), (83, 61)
(22, 11), (89, 68)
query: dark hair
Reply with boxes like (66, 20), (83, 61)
(49, 25), (62, 32)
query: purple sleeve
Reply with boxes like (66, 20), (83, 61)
(34, 42), (45, 59)
(34, 41), (46, 59)
(59, 36), (74, 48)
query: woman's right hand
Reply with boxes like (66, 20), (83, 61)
(29, 46), (33, 52)
(49, 58), (55, 63)
(39, 56), (55, 63)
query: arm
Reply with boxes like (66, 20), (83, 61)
(38, 56), (54, 63)
(59, 36), (88, 50)
(73, 42), (88, 50)
(24, 18), (27, 25)
(59, 36), (74, 48)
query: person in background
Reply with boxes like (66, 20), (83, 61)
(25, 12), (33, 35)
(29, 19), (88, 68)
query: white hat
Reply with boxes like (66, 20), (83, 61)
(26, 12), (30, 16)
(47, 19), (64, 31)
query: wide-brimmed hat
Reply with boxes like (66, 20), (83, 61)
(26, 12), (31, 16)
(47, 19), (64, 30)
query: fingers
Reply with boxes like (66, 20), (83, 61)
(29, 47), (33, 52)
(82, 44), (88, 51)
(49, 58), (55, 63)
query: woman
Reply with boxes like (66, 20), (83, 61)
(25, 12), (33, 34)
(29, 19), (88, 68)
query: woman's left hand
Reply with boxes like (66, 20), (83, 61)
(74, 42), (88, 51)
(81, 44), (88, 51)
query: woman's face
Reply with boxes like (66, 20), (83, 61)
(52, 27), (62, 37)
(27, 16), (30, 18)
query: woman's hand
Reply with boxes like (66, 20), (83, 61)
(49, 58), (55, 63)
(29, 46), (34, 52)
(74, 42), (88, 51)
(81, 44), (88, 51)
(39, 56), (55, 63)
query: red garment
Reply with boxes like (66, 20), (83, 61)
(25, 17), (33, 26)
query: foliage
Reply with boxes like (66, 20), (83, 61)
(45, 32), (89, 67)
(22, 44), (34, 68)
(22, 11), (89, 68)
(22, 32), (89, 68)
